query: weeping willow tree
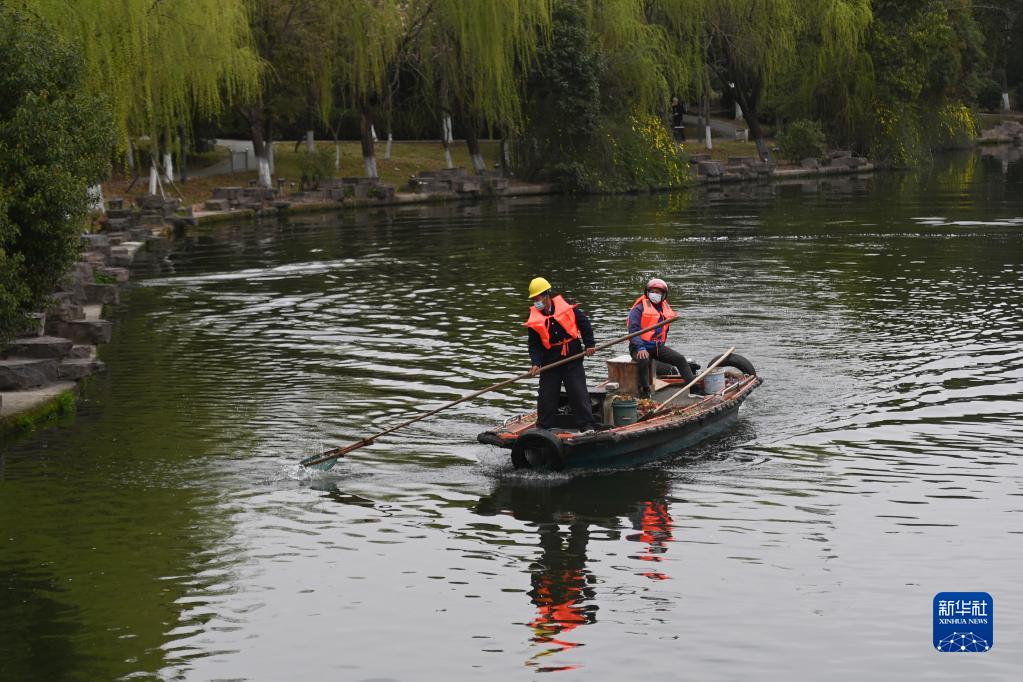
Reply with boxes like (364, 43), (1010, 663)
(699, 0), (803, 161)
(413, 0), (552, 173)
(515, 0), (694, 191)
(36, 0), (261, 192)
(769, 0), (874, 149)
(241, 0), (335, 187)
(320, 0), (405, 178)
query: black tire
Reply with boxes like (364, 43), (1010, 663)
(707, 352), (756, 376)
(510, 429), (565, 472)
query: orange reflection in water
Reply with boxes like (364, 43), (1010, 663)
(525, 522), (595, 673)
(628, 501), (674, 581)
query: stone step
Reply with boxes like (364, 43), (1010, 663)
(2, 335), (73, 360)
(85, 283), (120, 305)
(80, 233), (110, 251)
(15, 312), (46, 338)
(45, 319), (112, 345)
(0, 357), (59, 391)
(110, 242), (142, 267)
(95, 266), (130, 283)
(66, 345), (96, 360)
(58, 358), (105, 380)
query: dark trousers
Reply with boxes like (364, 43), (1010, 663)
(630, 344), (695, 392)
(537, 359), (594, 429)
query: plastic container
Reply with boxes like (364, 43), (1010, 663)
(612, 398), (638, 426)
(703, 368), (726, 394)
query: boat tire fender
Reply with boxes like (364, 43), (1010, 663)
(511, 429), (565, 472)
(707, 353), (756, 376)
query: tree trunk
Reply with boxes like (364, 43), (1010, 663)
(733, 85), (769, 162)
(241, 103), (273, 188)
(465, 123), (486, 173)
(161, 129), (174, 182)
(702, 93), (712, 150)
(148, 158), (159, 196)
(441, 111), (454, 169)
(88, 184), (105, 213)
(998, 68), (1011, 111)
(249, 121), (271, 189)
(306, 129), (315, 153)
(360, 106), (378, 178)
(178, 124), (188, 183)
(125, 136), (135, 173)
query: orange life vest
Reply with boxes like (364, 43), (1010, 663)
(630, 296), (674, 343)
(525, 295), (581, 356)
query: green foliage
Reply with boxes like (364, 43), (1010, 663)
(520, 0), (601, 158)
(777, 120), (828, 163)
(515, 0), (688, 192)
(0, 7), (113, 344)
(867, 0), (986, 163)
(870, 103), (923, 166)
(297, 148), (335, 189)
(770, 0), (874, 148)
(976, 78), (1004, 111)
(56, 390), (76, 415)
(13, 415), (34, 433)
(36, 0), (260, 147)
(417, 0), (551, 133)
(925, 103), (978, 150)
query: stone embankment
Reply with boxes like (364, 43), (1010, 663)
(1, 197), (168, 434)
(191, 167), (527, 225)
(977, 119), (1023, 145)
(692, 149), (875, 184)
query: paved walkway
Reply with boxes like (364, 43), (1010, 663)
(682, 115), (748, 139)
(187, 139), (255, 178)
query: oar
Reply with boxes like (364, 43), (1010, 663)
(639, 346), (736, 422)
(300, 316), (679, 470)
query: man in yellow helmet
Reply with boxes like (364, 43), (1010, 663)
(524, 277), (599, 432)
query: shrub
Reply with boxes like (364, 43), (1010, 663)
(927, 103), (977, 149)
(0, 7), (113, 344)
(777, 120), (828, 163)
(297, 147), (335, 189)
(870, 104), (923, 167)
(976, 78), (1004, 111)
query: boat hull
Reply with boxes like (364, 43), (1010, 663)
(478, 374), (761, 471)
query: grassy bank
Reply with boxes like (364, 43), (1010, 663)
(98, 135), (777, 210)
(102, 140), (504, 208)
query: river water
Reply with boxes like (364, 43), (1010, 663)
(2, 149), (1022, 680)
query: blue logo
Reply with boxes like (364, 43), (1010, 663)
(933, 592), (993, 652)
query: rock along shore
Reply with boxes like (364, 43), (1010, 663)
(1, 197), (169, 436)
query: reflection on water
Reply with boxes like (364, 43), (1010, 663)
(2, 149), (1022, 680)
(476, 470), (676, 672)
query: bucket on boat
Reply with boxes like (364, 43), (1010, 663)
(704, 368), (726, 394)
(612, 398), (638, 426)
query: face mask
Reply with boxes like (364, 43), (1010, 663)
(533, 299), (546, 310)
(648, 292), (663, 304)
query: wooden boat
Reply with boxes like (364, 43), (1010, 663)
(477, 353), (761, 471)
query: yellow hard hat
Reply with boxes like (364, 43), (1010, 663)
(527, 276), (552, 299)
